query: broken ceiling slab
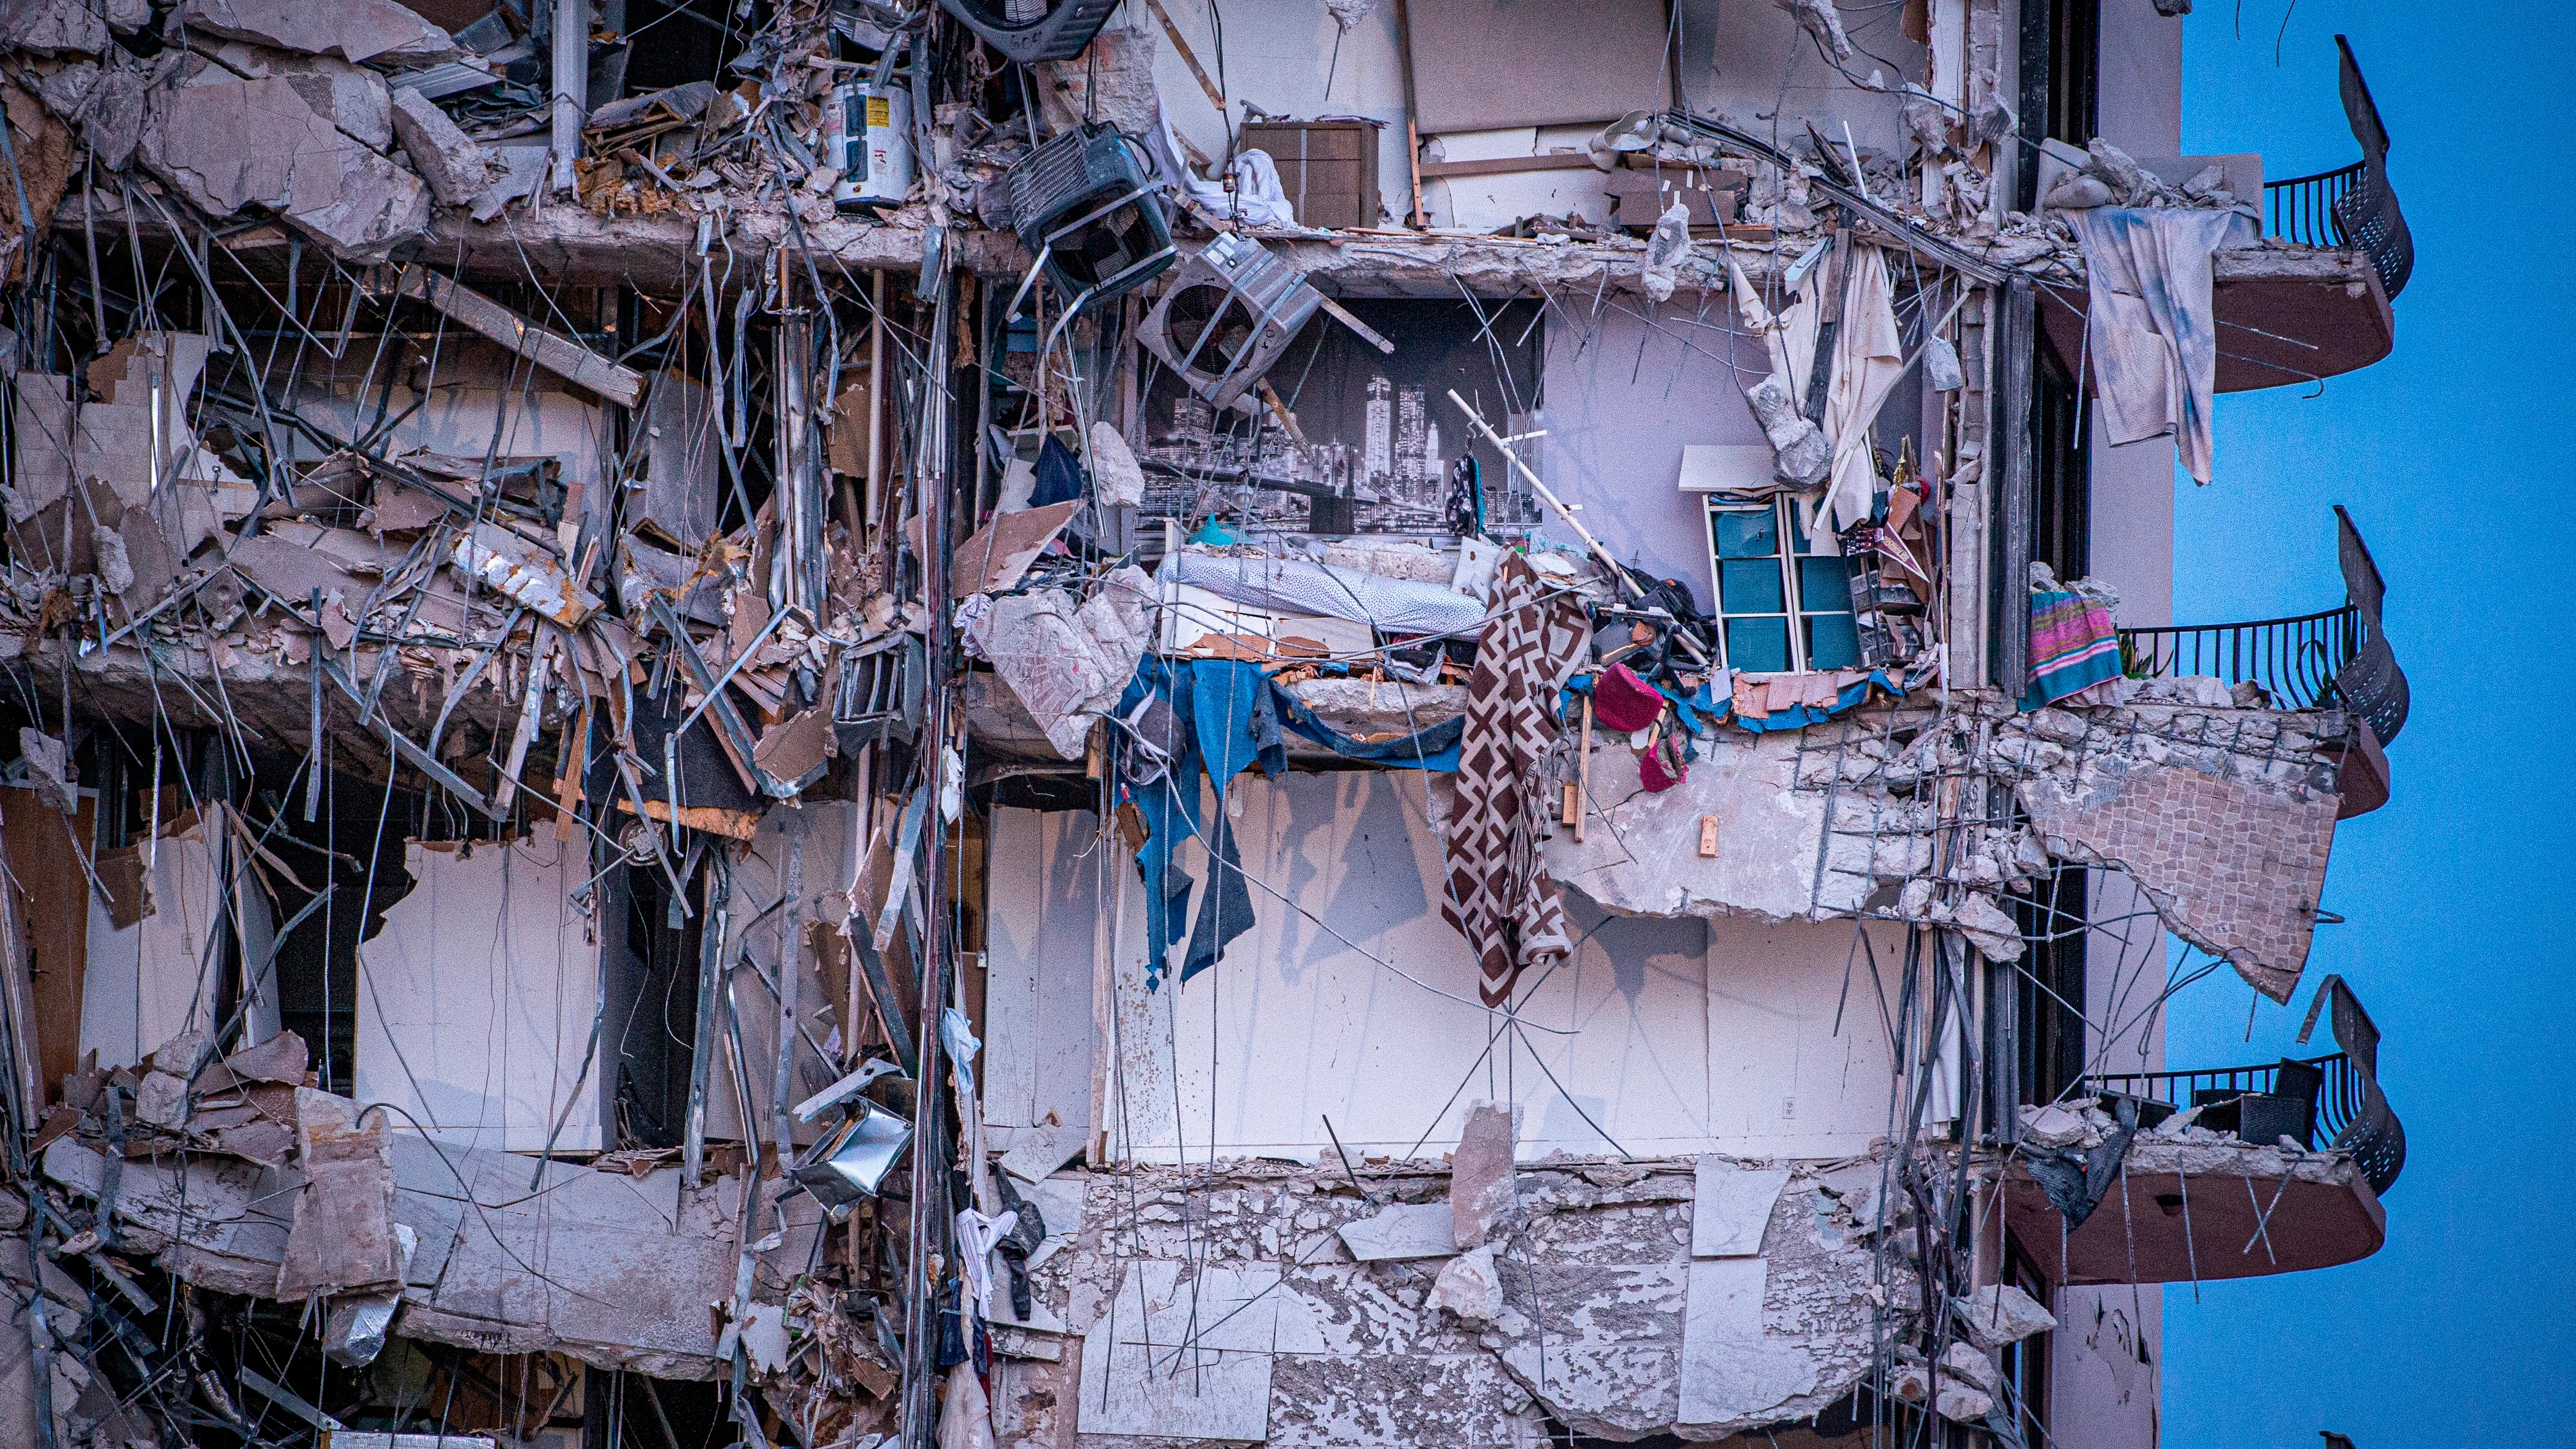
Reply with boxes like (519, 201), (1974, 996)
(42, 1137), (295, 1296)
(274, 1088), (401, 1298)
(1335, 1201), (1457, 1262)
(1674, 1256), (1818, 1431)
(179, 0), (458, 63)
(374, 265), (645, 407)
(389, 85), (489, 206)
(139, 65), (431, 261)
(1547, 722), (1928, 923)
(1691, 1159), (1790, 1257)
(2010, 718), (2340, 1002)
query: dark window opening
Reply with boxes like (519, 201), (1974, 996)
(2015, 865), (2089, 1107)
(2030, 335), (2090, 583)
(2017, 0), (2103, 207)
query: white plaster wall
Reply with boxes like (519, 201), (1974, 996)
(354, 838), (602, 1153)
(1538, 297), (1771, 614)
(981, 807), (1102, 1151)
(1146, 7), (1411, 229)
(2095, 0), (2184, 157)
(1014, 770), (1904, 1164)
(80, 805), (278, 1068)
(1679, 0), (1926, 158)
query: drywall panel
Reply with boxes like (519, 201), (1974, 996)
(288, 346), (613, 490)
(1705, 918), (1910, 1159)
(980, 808), (1100, 1153)
(1540, 299), (1772, 614)
(355, 838), (600, 1153)
(1406, 0), (1671, 132)
(81, 806), (274, 1069)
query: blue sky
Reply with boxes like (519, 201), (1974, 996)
(2163, 5), (2576, 1445)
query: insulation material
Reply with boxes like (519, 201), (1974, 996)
(353, 838), (602, 1153)
(81, 804), (277, 1070)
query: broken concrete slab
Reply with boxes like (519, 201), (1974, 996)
(1949, 1283), (2057, 1347)
(0, 0), (106, 55)
(389, 86), (488, 206)
(2017, 749), (2334, 1002)
(1336, 1201), (1457, 1262)
(1692, 1159), (1790, 1257)
(140, 69), (430, 261)
(1074, 1260), (1325, 1439)
(180, 0), (458, 63)
(42, 1136), (296, 1296)
(1451, 1101), (1517, 1248)
(1676, 1256), (1817, 1428)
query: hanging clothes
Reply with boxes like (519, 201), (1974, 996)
(2023, 590), (2123, 709)
(1441, 553), (1592, 1007)
(2067, 206), (2244, 485)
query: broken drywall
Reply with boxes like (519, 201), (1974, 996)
(138, 52), (430, 260)
(351, 838), (604, 1154)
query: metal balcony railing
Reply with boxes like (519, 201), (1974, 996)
(2082, 976), (2403, 1195)
(2115, 506), (2408, 745)
(2260, 36), (2413, 299)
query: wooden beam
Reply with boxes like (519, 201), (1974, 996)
(378, 266), (645, 408)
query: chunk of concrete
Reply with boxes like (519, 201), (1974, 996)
(1939, 1341), (2000, 1394)
(17, 728), (74, 813)
(178, 0), (458, 64)
(389, 88), (488, 207)
(1677, 1256), (1817, 1428)
(2019, 1103), (2089, 1149)
(1451, 1101), (1517, 1249)
(0, 0), (107, 55)
(1949, 1284), (2058, 1347)
(133, 1071), (190, 1129)
(1691, 1159), (1788, 1258)
(1428, 1244), (1501, 1325)
(140, 71), (429, 261)
(1934, 1382), (1996, 1423)
(1335, 1201), (1456, 1262)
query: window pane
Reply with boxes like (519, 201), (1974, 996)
(1727, 617), (1792, 673)
(1719, 559), (1785, 614)
(1798, 556), (1854, 612)
(1711, 508), (1779, 559)
(1806, 613), (1861, 671)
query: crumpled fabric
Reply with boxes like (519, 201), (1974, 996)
(2066, 206), (2242, 484)
(1118, 657), (1284, 988)
(1441, 554), (1592, 1006)
(2024, 1097), (2139, 1229)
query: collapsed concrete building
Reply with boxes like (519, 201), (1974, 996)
(0, 0), (2416, 1445)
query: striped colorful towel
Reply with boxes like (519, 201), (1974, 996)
(2024, 591), (2123, 709)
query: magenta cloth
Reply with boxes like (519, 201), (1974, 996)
(1591, 662), (1666, 733)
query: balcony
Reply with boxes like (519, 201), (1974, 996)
(2040, 35), (2407, 392)
(2115, 506), (2404, 815)
(2001, 977), (2400, 1286)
